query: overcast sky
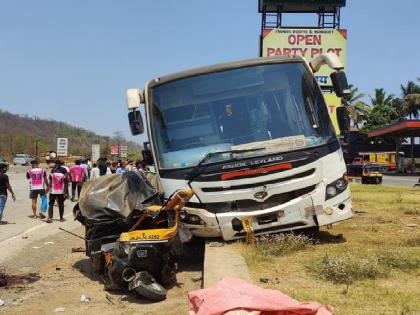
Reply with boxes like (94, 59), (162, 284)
(0, 1), (419, 143)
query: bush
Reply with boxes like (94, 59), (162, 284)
(315, 254), (386, 285)
(378, 250), (420, 271)
(252, 233), (313, 257)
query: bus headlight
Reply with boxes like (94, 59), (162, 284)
(335, 178), (347, 191)
(326, 186), (338, 198)
(325, 176), (348, 200)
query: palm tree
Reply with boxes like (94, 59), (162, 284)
(370, 88), (394, 107)
(342, 85), (371, 128)
(400, 80), (420, 119)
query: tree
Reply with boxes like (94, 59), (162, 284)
(400, 80), (420, 119)
(360, 88), (397, 135)
(341, 85), (371, 128)
(369, 88), (394, 107)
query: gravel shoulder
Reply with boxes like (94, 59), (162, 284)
(0, 226), (204, 315)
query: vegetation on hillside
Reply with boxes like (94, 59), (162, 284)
(0, 109), (142, 160)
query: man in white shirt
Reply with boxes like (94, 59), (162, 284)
(90, 163), (100, 180)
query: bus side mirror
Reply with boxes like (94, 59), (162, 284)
(330, 71), (350, 97)
(336, 106), (350, 137)
(128, 110), (144, 135)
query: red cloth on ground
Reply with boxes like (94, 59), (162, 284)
(188, 277), (333, 315)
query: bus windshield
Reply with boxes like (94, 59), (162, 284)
(150, 62), (336, 170)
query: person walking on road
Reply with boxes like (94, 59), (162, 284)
(69, 160), (86, 202)
(46, 164), (67, 223)
(116, 162), (127, 174)
(26, 160), (48, 219)
(0, 163), (16, 224)
(90, 163), (100, 180)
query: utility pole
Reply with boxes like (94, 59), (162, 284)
(35, 139), (40, 158)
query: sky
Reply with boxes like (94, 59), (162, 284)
(0, 0), (419, 144)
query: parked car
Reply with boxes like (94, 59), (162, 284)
(13, 154), (32, 166)
(0, 156), (9, 170)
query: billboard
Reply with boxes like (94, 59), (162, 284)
(261, 28), (347, 86)
(110, 145), (119, 155)
(56, 138), (68, 157)
(119, 145), (128, 158)
(91, 144), (100, 162)
(324, 92), (341, 135)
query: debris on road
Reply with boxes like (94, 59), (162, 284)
(0, 272), (41, 287)
(105, 294), (116, 305)
(71, 247), (85, 253)
(0, 299), (5, 307)
(80, 294), (92, 303)
(44, 241), (55, 245)
(259, 277), (269, 283)
(192, 275), (203, 282)
(53, 306), (65, 312)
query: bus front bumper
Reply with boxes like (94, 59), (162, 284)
(180, 187), (353, 241)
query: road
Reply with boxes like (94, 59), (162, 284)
(0, 165), (81, 264)
(382, 175), (420, 187)
(0, 165), (203, 314)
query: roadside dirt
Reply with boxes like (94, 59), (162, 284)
(0, 226), (204, 314)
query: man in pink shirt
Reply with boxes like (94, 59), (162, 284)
(26, 160), (49, 219)
(46, 164), (67, 223)
(69, 160), (86, 202)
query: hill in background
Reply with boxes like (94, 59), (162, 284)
(0, 109), (142, 160)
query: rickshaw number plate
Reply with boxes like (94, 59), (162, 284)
(137, 250), (148, 258)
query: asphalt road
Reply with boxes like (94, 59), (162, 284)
(382, 175), (420, 187)
(0, 165), (79, 248)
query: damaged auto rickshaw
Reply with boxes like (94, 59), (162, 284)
(73, 172), (194, 301)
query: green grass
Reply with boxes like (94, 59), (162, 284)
(240, 184), (420, 315)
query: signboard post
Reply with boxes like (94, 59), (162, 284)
(56, 138), (68, 157)
(119, 145), (128, 158)
(91, 144), (100, 162)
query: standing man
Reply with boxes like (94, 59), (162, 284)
(97, 157), (108, 176)
(46, 164), (66, 223)
(90, 163), (100, 180)
(69, 160), (86, 202)
(0, 163), (16, 224)
(81, 159), (90, 178)
(116, 162), (127, 174)
(26, 160), (48, 219)
(54, 160), (70, 198)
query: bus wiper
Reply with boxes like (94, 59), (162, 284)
(186, 147), (265, 184)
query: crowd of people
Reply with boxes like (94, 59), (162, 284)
(0, 157), (149, 225)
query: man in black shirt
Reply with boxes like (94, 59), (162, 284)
(0, 163), (16, 224)
(97, 157), (108, 176)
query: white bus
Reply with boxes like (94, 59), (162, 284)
(126, 54), (353, 240)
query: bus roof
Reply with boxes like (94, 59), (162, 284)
(147, 55), (307, 87)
